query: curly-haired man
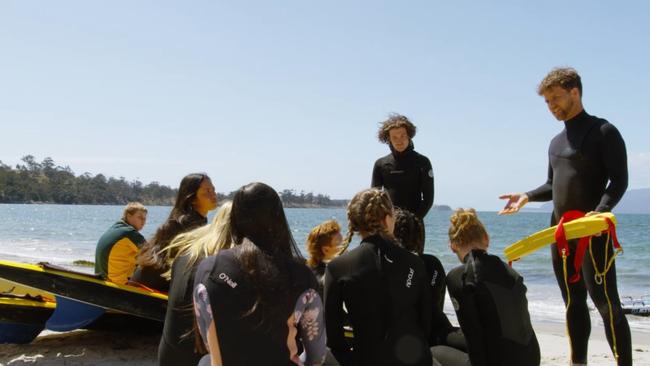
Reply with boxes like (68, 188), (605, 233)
(371, 114), (434, 219)
(499, 67), (631, 366)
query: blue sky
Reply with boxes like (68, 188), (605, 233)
(1, 1), (649, 210)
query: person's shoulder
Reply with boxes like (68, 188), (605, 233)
(412, 150), (431, 161)
(374, 153), (394, 165)
(446, 264), (465, 292)
(420, 253), (442, 264)
(595, 118), (623, 140)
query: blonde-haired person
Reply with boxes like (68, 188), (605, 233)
(431, 209), (539, 366)
(306, 219), (342, 294)
(94, 202), (147, 284)
(324, 188), (432, 366)
(158, 202), (233, 366)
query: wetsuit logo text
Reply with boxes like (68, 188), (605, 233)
(406, 268), (414, 288)
(218, 272), (238, 288)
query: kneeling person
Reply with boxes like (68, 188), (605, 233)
(95, 202), (147, 284)
(433, 208), (539, 366)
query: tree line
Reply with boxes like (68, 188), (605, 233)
(0, 156), (345, 207)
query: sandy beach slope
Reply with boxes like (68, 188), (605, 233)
(1, 322), (648, 365)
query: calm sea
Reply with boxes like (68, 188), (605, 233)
(0, 204), (648, 331)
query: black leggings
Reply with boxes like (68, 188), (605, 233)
(551, 235), (631, 365)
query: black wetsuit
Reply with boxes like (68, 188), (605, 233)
(419, 254), (458, 347)
(158, 255), (204, 366)
(324, 234), (432, 366)
(194, 248), (325, 365)
(526, 110), (631, 365)
(441, 250), (540, 366)
(372, 143), (434, 219)
(309, 261), (326, 297)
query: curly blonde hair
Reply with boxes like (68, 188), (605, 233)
(537, 67), (582, 96)
(448, 208), (488, 249)
(305, 220), (341, 268)
(340, 188), (394, 253)
(377, 114), (417, 144)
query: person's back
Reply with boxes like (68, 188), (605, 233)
(447, 249), (540, 366)
(158, 201), (233, 366)
(158, 254), (203, 366)
(193, 182), (326, 366)
(195, 247), (323, 365)
(95, 203), (147, 284)
(434, 208), (539, 366)
(326, 234), (431, 366)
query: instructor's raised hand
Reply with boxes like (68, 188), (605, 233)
(498, 193), (529, 215)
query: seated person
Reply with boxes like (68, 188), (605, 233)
(324, 188), (432, 366)
(95, 202), (147, 284)
(132, 173), (217, 292)
(306, 219), (342, 294)
(193, 182), (326, 366)
(158, 202), (234, 366)
(393, 209), (463, 349)
(432, 208), (540, 366)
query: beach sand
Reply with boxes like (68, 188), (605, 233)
(1, 322), (648, 365)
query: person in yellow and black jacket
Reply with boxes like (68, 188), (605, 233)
(95, 202), (148, 284)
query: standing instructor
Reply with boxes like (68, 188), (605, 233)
(499, 67), (631, 366)
(372, 114), (434, 220)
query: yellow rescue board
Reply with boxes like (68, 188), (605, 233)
(504, 213), (616, 262)
(0, 278), (55, 301)
(0, 295), (56, 309)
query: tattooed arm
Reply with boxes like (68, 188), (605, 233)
(194, 283), (222, 366)
(293, 289), (326, 366)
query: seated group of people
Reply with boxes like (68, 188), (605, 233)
(94, 172), (540, 366)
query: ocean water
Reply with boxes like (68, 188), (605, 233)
(0, 204), (648, 332)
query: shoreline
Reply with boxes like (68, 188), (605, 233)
(1, 321), (648, 365)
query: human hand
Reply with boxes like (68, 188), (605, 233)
(586, 211), (603, 236)
(498, 193), (529, 215)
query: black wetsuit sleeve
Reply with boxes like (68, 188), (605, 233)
(454, 287), (488, 366)
(595, 124), (628, 212)
(323, 267), (353, 366)
(429, 259), (454, 345)
(416, 157), (434, 219)
(371, 160), (383, 189)
(418, 265), (433, 339)
(526, 161), (553, 202)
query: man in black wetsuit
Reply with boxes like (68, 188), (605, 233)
(372, 114), (434, 219)
(499, 67), (631, 366)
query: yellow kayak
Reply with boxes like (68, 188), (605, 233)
(504, 212), (616, 262)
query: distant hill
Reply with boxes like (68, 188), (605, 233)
(528, 188), (650, 214)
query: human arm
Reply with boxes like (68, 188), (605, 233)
(107, 237), (139, 285)
(447, 276), (488, 366)
(371, 160), (383, 189)
(428, 258), (456, 345)
(595, 124), (628, 212)
(499, 160), (553, 215)
(416, 157), (434, 219)
(294, 289), (326, 366)
(193, 283), (222, 366)
(418, 264), (433, 342)
(323, 267), (353, 366)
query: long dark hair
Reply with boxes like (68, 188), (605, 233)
(229, 182), (304, 325)
(137, 173), (210, 269)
